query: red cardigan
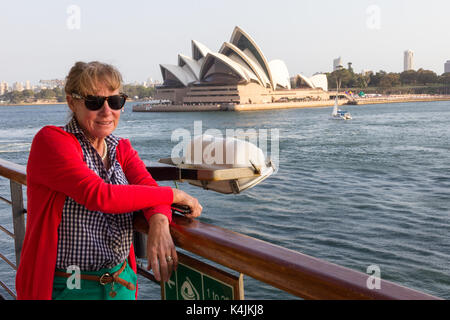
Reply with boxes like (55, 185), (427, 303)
(16, 126), (174, 300)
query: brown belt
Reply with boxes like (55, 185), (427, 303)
(54, 260), (136, 291)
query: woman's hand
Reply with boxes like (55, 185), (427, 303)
(172, 189), (203, 219)
(146, 214), (177, 283)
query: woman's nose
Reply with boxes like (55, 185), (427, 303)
(99, 99), (113, 113)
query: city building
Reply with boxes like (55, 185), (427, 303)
(333, 57), (343, 71)
(13, 82), (24, 92)
(404, 50), (414, 71)
(0, 81), (8, 95)
(145, 78), (162, 88)
(154, 26), (329, 106)
(445, 60), (450, 74)
(39, 79), (65, 89)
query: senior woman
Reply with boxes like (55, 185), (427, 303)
(16, 61), (202, 300)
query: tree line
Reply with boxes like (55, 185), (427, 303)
(326, 68), (450, 93)
(0, 84), (156, 104)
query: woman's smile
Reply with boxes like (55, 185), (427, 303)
(95, 120), (114, 126)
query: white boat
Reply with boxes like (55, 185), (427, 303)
(330, 97), (352, 120)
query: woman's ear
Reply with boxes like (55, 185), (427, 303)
(66, 95), (76, 112)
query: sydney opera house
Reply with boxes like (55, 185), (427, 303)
(149, 26), (330, 109)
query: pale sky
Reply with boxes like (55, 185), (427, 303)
(1, 0), (449, 85)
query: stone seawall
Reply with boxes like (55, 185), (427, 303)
(234, 100), (336, 111)
(353, 96), (450, 106)
(132, 100), (339, 112)
(132, 95), (450, 112)
(132, 103), (225, 112)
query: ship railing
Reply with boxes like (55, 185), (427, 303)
(0, 158), (441, 300)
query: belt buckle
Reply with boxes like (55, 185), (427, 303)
(99, 272), (112, 285)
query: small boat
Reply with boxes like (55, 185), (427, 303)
(330, 97), (352, 120)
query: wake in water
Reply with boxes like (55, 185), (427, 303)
(0, 143), (31, 153)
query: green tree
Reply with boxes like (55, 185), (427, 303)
(37, 89), (56, 100)
(439, 72), (450, 85)
(22, 89), (34, 98)
(52, 87), (65, 102)
(122, 84), (155, 99)
(416, 69), (438, 85)
(400, 70), (418, 85)
(368, 71), (387, 87)
(355, 73), (371, 88)
(327, 69), (353, 89)
(379, 73), (401, 88)
(10, 91), (24, 104)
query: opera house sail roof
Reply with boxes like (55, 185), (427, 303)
(229, 27), (274, 89)
(155, 26), (328, 107)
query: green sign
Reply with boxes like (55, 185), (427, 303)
(162, 253), (243, 300)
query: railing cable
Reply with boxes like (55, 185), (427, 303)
(0, 253), (17, 271)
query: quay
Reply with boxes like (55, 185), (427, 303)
(0, 157), (442, 300)
(132, 95), (450, 112)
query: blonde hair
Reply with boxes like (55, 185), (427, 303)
(64, 61), (123, 96)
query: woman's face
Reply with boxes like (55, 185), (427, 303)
(68, 83), (121, 141)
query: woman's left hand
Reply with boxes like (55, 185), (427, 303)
(146, 214), (177, 283)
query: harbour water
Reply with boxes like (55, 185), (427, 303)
(0, 101), (449, 299)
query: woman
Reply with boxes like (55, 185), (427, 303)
(15, 61), (202, 300)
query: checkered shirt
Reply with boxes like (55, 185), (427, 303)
(55, 118), (134, 271)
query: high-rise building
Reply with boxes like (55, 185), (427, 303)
(404, 50), (414, 71)
(333, 57), (343, 71)
(13, 82), (24, 92)
(146, 77), (162, 88)
(0, 81), (8, 95)
(445, 60), (450, 74)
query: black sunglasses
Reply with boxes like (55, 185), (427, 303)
(72, 92), (128, 111)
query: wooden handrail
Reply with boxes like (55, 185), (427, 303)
(0, 157), (442, 300)
(133, 214), (439, 300)
(0, 159), (27, 186)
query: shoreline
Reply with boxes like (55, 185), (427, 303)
(132, 95), (450, 112)
(2, 95), (449, 109)
(0, 101), (67, 107)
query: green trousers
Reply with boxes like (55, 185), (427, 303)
(52, 261), (137, 300)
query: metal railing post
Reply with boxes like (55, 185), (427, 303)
(10, 180), (25, 267)
(133, 231), (147, 259)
